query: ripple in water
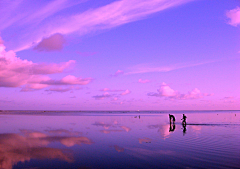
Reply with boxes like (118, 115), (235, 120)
(0, 111), (239, 168)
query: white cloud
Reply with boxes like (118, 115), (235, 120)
(158, 82), (178, 97)
(226, 6), (240, 26)
(148, 82), (211, 100)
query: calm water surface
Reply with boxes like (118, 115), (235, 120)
(0, 111), (239, 169)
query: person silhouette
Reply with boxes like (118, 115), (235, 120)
(169, 114), (175, 124)
(179, 114), (187, 135)
(181, 114), (187, 126)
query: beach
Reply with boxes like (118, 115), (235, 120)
(0, 111), (239, 169)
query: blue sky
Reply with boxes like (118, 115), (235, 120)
(0, 0), (239, 110)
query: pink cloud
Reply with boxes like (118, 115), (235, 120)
(121, 89), (131, 95)
(184, 88), (201, 99)
(158, 82), (178, 97)
(101, 88), (110, 91)
(148, 82), (211, 100)
(112, 97), (118, 101)
(222, 96), (236, 103)
(0, 37), (3, 44)
(111, 70), (124, 77)
(60, 75), (92, 85)
(138, 79), (150, 83)
(34, 61), (75, 74)
(0, 41), (91, 90)
(226, 7), (240, 26)
(92, 93), (112, 100)
(45, 87), (80, 93)
(100, 88), (124, 92)
(21, 84), (50, 92)
(40, 76), (92, 86)
(34, 33), (66, 52)
(203, 93), (214, 96)
(94, 88), (130, 100)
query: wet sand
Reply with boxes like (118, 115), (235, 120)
(0, 111), (239, 169)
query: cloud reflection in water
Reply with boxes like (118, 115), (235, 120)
(0, 130), (92, 169)
(148, 124), (172, 139)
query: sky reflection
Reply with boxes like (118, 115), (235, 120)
(0, 111), (239, 169)
(0, 132), (74, 169)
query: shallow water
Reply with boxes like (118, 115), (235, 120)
(0, 111), (239, 169)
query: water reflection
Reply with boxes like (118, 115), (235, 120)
(44, 129), (82, 136)
(148, 124), (172, 139)
(0, 130), (92, 169)
(0, 133), (72, 169)
(138, 137), (152, 144)
(182, 124), (187, 136)
(113, 145), (124, 152)
(92, 121), (132, 133)
(0, 112), (239, 169)
(120, 126), (131, 132)
(100, 129), (123, 134)
(169, 123), (175, 132)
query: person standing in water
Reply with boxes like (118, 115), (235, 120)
(169, 114), (176, 132)
(181, 114), (187, 126)
(181, 114), (187, 135)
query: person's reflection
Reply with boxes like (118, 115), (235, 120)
(169, 123), (175, 132)
(182, 123), (187, 136)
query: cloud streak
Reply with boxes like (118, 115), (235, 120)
(93, 88), (131, 100)
(0, 0), (193, 51)
(138, 79), (150, 83)
(100, 88), (125, 92)
(125, 61), (215, 75)
(111, 70), (124, 77)
(45, 86), (81, 93)
(43, 75), (92, 85)
(92, 93), (112, 100)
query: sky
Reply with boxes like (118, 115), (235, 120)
(0, 0), (239, 110)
